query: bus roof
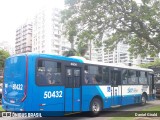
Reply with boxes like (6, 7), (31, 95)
(9, 53), (83, 63)
(9, 53), (153, 72)
(70, 56), (153, 72)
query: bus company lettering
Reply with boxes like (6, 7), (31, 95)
(127, 87), (138, 93)
(12, 84), (23, 90)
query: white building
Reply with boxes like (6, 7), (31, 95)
(15, 22), (32, 54)
(0, 41), (15, 55)
(97, 42), (131, 64)
(96, 42), (157, 65)
(32, 7), (70, 55)
(133, 56), (156, 65)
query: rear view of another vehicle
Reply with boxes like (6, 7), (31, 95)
(0, 84), (2, 104)
(155, 81), (160, 99)
(2, 54), (27, 111)
(0, 70), (3, 104)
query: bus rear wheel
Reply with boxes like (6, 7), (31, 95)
(141, 94), (147, 105)
(90, 98), (102, 116)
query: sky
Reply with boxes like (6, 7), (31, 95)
(0, 0), (64, 46)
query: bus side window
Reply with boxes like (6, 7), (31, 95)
(36, 60), (62, 86)
(66, 68), (72, 87)
(36, 60), (46, 85)
(139, 71), (148, 84)
(84, 65), (89, 84)
(53, 73), (61, 84)
(122, 69), (128, 84)
(102, 67), (109, 84)
(37, 70), (46, 85)
(84, 65), (102, 84)
(91, 74), (102, 84)
(74, 69), (80, 87)
(128, 70), (138, 84)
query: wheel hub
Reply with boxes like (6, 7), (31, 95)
(142, 96), (145, 103)
(92, 102), (99, 111)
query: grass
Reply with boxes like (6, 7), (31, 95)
(111, 118), (134, 120)
(110, 105), (160, 120)
(110, 113), (134, 120)
(0, 106), (4, 111)
(0, 104), (159, 119)
(142, 106), (160, 111)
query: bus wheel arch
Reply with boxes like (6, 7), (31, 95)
(89, 96), (103, 116)
(141, 92), (147, 105)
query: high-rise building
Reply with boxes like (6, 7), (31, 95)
(132, 56), (156, 65)
(97, 42), (157, 65)
(97, 42), (131, 64)
(15, 22), (32, 54)
(32, 7), (70, 55)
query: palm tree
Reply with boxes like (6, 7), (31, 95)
(63, 49), (77, 57)
(63, 41), (88, 57)
(76, 41), (88, 57)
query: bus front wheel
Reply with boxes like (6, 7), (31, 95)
(90, 98), (102, 116)
(141, 94), (147, 105)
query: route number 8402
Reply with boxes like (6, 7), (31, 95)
(44, 91), (62, 99)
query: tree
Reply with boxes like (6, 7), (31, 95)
(63, 41), (88, 57)
(0, 49), (10, 69)
(76, 40), (88, 56)
(62, 0), (160, 57)
(139, 58), (160, 68)
(63, 49), (77, 56)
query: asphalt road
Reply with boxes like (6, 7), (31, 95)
(0, 100), (160, 120)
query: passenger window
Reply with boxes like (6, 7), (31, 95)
(66, 69), (72, 76)
(84, 65), (102, 84)
(66, 68), (72, 88)
(139, 71), (148, 84)
(122, 69), (128, 84)
(102, 67), (109, 84)
(128, 70), (138, 84)
(36, 60), (62, 86)
(74, 69), (80, 87)
(74, 69), (80, 76)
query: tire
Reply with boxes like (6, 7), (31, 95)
(141, 94), (146, 106)
(90, 98), (102, 116)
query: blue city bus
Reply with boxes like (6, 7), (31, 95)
(2, 53), (155, 116)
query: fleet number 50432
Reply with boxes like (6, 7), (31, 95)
(43, 91), (62, 99)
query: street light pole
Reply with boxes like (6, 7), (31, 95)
(89, 39), (92, 60)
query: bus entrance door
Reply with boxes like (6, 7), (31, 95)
(65, 67), (81, 114)
(111, 70), (121, 106)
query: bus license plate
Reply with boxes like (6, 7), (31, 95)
(10, 99), (15, 103)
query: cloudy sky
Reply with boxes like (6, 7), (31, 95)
(0, 0), (64, 46)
